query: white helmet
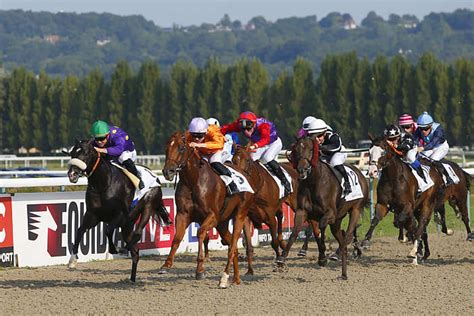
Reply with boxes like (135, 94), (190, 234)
(206, 117), (220, 127)
(188, 117), (208, 134)
(302, 116), (327, 135)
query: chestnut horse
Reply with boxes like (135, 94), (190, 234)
(232, 146), (314, 274)
(277, 136), (369, 279)
(363, 135), (445, 263)
(161, 132), (253, 288)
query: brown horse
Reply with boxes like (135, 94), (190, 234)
(363, 135), (445, 263)
(277, 136), (369, 280)
(161, 132), (253, 288)
(232, 146), (312, 274)
(363, 135), (474, 245)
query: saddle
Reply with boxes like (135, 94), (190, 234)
(321, 160), (344, 184)
(111, 162), (141, 189)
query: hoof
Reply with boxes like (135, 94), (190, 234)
(318, 258), (328, 267)
(297, 249), (307, 257)
(195, 271), (205, 280)
(398, 236), (409, 243)
(275, 256), (285, 264)
(337, 275), (348, 281)
(68, 255), (78, 269)
(245, 270), (254, 276)
(352, 248), (362, 259)
(446, 229), (454, 236)
(219, 272), (229, 289)
(158, 266), (171, 274)
(329, 252), (340, 261)
(466, 233), (474, 241)
(361, 240), (371, 249)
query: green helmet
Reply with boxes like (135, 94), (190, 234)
(90, 120), (110, 137)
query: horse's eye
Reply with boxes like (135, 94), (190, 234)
(75, 147), (82, 153)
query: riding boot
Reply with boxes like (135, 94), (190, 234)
(210, 162), (238, 195)
(123, 159), (145, 190)
(410, 160), (426, 182)
(433, 160), (454, 186)
(266, 160), (292, 196)
(415, 166), (426, 182)
(334, 164), (352, 195)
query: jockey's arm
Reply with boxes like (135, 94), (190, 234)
(423, 127), (446, 151)
(221, 121), (241, 135)
(253, 123), (271, 148)
(203, 129), (225, 151)
(105, 136), (126, 156)
(319, 134), (341, 153)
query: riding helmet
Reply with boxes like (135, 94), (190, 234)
(417, 111), (434, 128)
(188, 117), (209, 133)
(90, 120), (110, 137)
(383, 124), (401, 139)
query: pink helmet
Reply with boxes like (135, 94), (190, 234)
(398, 114), (414, 127)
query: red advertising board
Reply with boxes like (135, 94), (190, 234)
(0, 196), (14, 266)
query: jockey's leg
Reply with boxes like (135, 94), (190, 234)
(334, 164), (352, 195)
(123, 159), (145, 189)
(266, 160), (291, 196)
(210, 162), (238, 195)
(410, 159), (426, 182)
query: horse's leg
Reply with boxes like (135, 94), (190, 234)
(408, 208), (429, 264)
(277, 208), (307, 262)
(159, 212), (191, 273)
(241, 217), (254, 275)
(435, 203), (452, 236)
(309, 219), (327, 266)
(105, 223), (119, 254)
(276, 209), (288, 251)
(220, 210), (246, 288)
(298, 224), (312, 257)
(362, 203), (389, 247)
(120, 218), (140, 282)
(346, 207), (363, 259)
(453, 197), (474, 240)
(196, 214), (217, 280)
(204, 234), (210, 261)
(266, 215), (281, 260)
(68, 212), (99, 268)
(129, 203), (154, 248)
(421, 226), (430, 261)
(330, 218), (348, 280)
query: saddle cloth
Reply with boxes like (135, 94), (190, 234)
(111, 162), (160, 202)
(220, 166), (255, 194)
(340, 166), (364, 202)
(260, 162), (293, 199)
(441, 162), (460, 185)
(410, 165), (434, 192)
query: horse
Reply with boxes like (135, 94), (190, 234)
(231, 145), (312, 273)
(362, 135), (445, 263)
(161, 132), (254, 288)
(363, 135), (473, 245)
(277, 135), (369, 280)
(66, 139), (170, 282)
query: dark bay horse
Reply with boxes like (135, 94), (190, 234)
(232, 146), (313, 274)
(67, 139), (170, 282)
(161, 132), (254, 288)
(278, 136), (369, 280)
(363, 135), (445, 263)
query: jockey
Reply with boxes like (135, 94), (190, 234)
(302, 116), (351, 195)
(221, 111), (291, 196)
(187, 117), (238, 195)
(206, 117), (238, 163)
(384, 124), (426, 182)
(90, 120), (144, 189)
(398, 113), (417, 138)
(414, 111), (453, 185)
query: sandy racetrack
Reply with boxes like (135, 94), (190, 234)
(1, 233), (473, 314)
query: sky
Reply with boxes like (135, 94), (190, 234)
(1, 0), (472, 27)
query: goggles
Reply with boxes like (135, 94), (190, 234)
(419, 125), (431, 131)
(240, 119), (254, 130)
(95, 135), (107, 142)
(190, 132), (206, 139)
(400, 125), (412, 130)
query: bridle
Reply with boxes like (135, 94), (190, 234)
(166, 134), (194, 173)
(68, 143), (102, 178)
(294, 136), (316, 176)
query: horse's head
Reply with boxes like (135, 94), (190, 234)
(232, 145), (254, 175)
(368, 133), (401, 178)
(66, 139), (99, 183)
(293, 136), (319, 180)
(162, 132), (191, 181)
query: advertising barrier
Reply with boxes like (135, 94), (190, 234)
(7, 189), (260, 268)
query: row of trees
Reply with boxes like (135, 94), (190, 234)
(0, 53), (473, 154)
(0, 9), (473, 77)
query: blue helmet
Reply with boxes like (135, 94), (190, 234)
(417, 111), (434, 128)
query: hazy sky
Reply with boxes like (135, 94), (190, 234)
(1, 0), (472, 27)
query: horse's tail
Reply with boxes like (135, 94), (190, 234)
(463, 170), (472, 192)
(155, 201), (172, 226)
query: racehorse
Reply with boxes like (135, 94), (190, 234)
(277, 136), (369, 280)
(161, 132), (253, 288)
(232, 145), (313, 274)
(66, 139), (170, 282)
(362, 134), (445, 263)
(364, 138), (473, 243)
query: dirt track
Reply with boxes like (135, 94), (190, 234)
(1, 233), (473, 314)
